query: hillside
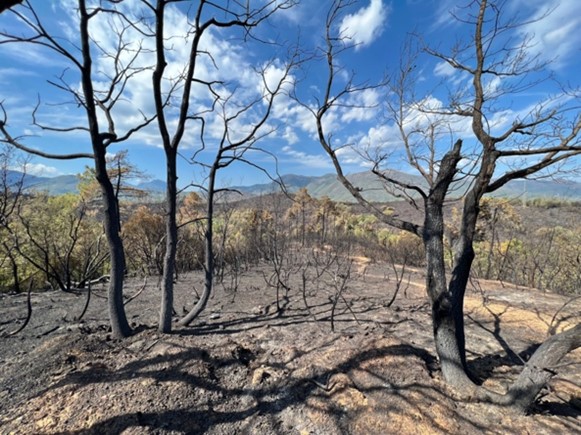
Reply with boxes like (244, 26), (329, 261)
(6, 170), (166, 197)
(1, 264), (579, 434)
(5, 170), (80, 196)
(7, 169), (581, 203)
(249, 171), (581, 203)
(313, 173), (581, 203)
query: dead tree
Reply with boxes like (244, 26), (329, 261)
(146, 0), (297, 332)
(0, 1), (156, 337)
(306, 0), (581, 412)
(178, 53), (298, 327)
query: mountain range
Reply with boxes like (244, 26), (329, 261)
(229, 171), (581, 203)
(5, 169), (581, 202)
(4, 170), (166, 196)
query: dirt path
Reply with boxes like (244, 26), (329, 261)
(1, 262), (579, 434)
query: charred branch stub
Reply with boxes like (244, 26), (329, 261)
(4, 279), (33, 337)
(0, 0), (22, 14)
(505, 323), (581, 413)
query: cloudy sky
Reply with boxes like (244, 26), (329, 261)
(0, 0), (579, 187)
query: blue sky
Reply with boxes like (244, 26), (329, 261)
(1, 0), (580, 188)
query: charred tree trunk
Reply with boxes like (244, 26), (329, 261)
(178, 165), (215, 326)
(424, 199), (474, 390)
(96, 158), (131, 338)
(80, 0), (130, 338)
(159, 149), (178, 333)
(422, 140), (475, 389)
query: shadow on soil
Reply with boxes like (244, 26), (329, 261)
(45, 339), (485, 434)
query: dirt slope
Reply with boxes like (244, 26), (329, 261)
(1, 262), (579, 434)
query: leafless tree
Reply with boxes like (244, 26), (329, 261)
(0, 145), (25, 292)
(0, 1), (156, 337)
(146, 0), (298, 331)
(178, 55), (298, 327)
(308, 0), (581, 412)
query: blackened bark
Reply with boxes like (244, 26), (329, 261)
(5, 279), (32, 336)
(153, 0), (206, 332)
(422, 140), (475, 389)
(425, 200), (474, 389)
(0, 0), (22, 14)
(97, 160), (132, 338)
(449, 151), (498, 364)
(178, 165), (215, 326)
(159, 149), (177, 332)
(506, 323), (581, 413)
(79, 0), (130, 338)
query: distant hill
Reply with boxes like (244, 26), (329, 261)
(5, 170), (80, 195)
(491, 178), (581, 201)
(5, 169), (581, 203)
(228, 174), (319, 196)
(305, 171), (426, 203)
(233, 171), (581, 203)
(5, 170), (167, 197)
(134, 179), (167, 192)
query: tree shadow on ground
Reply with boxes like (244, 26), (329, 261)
(180, 297), (406, 337)
(467, 342), (540, 385)
(17, 337), (536, 435)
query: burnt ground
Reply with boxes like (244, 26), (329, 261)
(0, 260), (580, 434)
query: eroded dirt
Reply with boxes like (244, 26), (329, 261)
(1, 261), (580, 434)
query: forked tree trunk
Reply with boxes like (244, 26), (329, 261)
(426, 198), (580, 411)
(424, 198), (474, 391)
(421, 140), (475, 389)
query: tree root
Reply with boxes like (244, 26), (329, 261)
(451, 323), (581, 414)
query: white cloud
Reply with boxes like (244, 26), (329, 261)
(0, 67), (38, 78)
(22, 163), (61, 177)
(433, 61), (455, 78)
(339, 0), (389, 50)
(61, 1), (292, 150)
(432, 0), (461, 29)
(259, 62), (295, 98)
(433, 0), (581, 70)
(341, 88), (381, 123)
(271, 2), (327, 26)
(433, 61), (472, 88)
(516, 0), (581, 69)
(281, 145), (332, 169)
(282, 126), (299, 145)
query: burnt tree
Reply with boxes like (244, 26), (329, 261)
(307, 0), (581, 412)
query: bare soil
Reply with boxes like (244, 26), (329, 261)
(1, 261), (580, 434)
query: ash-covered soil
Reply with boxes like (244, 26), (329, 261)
(1, 261), (580, 434)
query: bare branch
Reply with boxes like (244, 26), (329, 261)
(0, 108), (93, 159)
